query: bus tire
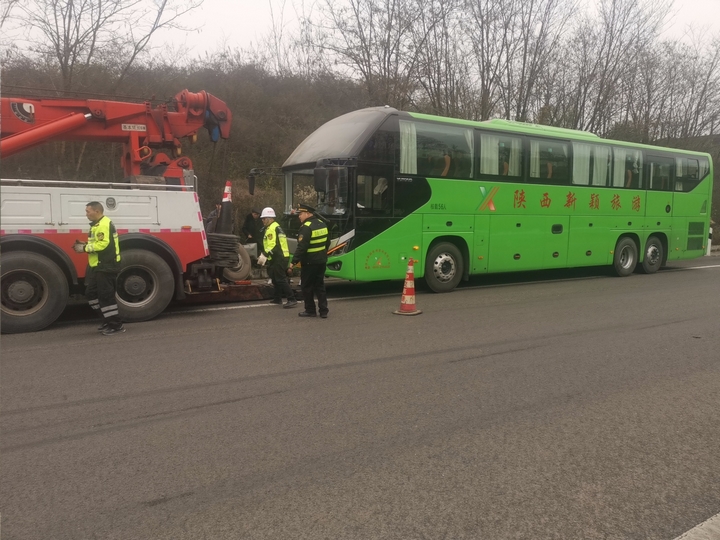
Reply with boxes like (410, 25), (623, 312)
(116, 249), (175, 322)
(222, 243), (252, 281)
(613, 237), (638, 277)
(640, 235), (664, 274)
(425, 242), (463, 293)
(1, 251), (69, 334)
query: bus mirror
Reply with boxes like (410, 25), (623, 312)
(247, 174), (255, 195)
(314, 168), (328, 192)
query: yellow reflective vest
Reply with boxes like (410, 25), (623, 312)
(262, 221), (290, 262)
(292, 217), (329, 265)
(86, 215), (121, 269)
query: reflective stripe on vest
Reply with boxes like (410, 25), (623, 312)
(307, 226), (328, 253)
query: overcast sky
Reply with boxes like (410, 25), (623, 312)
(167, 0), (720, 58)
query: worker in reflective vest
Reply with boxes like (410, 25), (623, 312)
(73, 201), (124, 335)
(257, 207), (297, 308)
(289, 204), (330, 318)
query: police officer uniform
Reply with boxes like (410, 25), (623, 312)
(82, 209), (123, 334)
(290, 204), (329, 318)
(260, 208), (297, 308)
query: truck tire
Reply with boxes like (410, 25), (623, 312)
(1, 251), (69, 333)
(613, 237), (638, 276)
(425, 242), (463, 293)
(116, 249), (174, 322)
(222, 243), (252, 281)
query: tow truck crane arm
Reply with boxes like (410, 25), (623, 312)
(0, 89), (232, 183)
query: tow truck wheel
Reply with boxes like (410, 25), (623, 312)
(1, 251), (69, 333)
(222, 243), (252, 281)
(116, 249), (174, 322)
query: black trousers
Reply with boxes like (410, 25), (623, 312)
(268, 261), (295, 302)
(85, 266), (122, 329)
(300, 263), (328, 315)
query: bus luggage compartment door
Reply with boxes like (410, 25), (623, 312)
(488, 215), (546, 272)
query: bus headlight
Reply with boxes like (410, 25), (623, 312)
(327, 261), (342, 271)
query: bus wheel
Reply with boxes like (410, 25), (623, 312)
(1, 251), (69, 334)
(116, 249), (175, 322)
(640, 235), (664, 274)
(425, 242), (463, 292)
(613, 237), (638, 276)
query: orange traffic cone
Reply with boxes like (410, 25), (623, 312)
(216, 180), (233, 234)
(393, 258), (422, 316)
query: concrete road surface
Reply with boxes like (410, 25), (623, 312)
(2, 261), (719, 539)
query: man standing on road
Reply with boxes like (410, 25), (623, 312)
(73, 201), (125, 335)
(289, 204), (329, 318)
(204, 200), (222, 233)
(241, 208), (262, 244)
(257, 207), (297, 308)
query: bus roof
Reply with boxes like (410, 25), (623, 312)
(407, 112), (710, 155)
(407, 112), (600, 140)
(284, 107), (711, 170)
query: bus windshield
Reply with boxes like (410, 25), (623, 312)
(283, 107), (395, 169)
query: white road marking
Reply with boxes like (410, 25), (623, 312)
(673, 512), (720, 540)
(168, 292), (397, 315)
(683, 264), (720, 270)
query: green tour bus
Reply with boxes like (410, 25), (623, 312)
(281, 106), (713, 292)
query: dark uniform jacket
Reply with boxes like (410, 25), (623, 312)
(241, 213), (262, 241)
(292, 218), (329, 265)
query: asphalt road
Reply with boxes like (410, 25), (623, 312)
(2, 260), (719, 539)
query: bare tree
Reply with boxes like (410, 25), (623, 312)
(563, 0), (670, 133)
(0, 0), (20, 28)
(412, 0), (471, 117)
(464, 0), (515, 119)
(301, 0), (434, 107)
(6, 0), (203, 93)
(509, 0), (576, 122)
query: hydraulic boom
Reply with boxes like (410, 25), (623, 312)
(0, 89), (232, 184)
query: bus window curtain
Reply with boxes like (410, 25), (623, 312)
(530, 140), (540, 178)
(464, 129), (474, 177)
(612, 148), (626, 187)
(573, 143), (591, 185)
(509, 138), (522, 176)
(399, 120), (417, 175)
(675, 157), (684, 178)
(480, 134), (499, 175)
(593, 145), (610, 186)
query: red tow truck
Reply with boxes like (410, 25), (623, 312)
(1, 90), (270, 334)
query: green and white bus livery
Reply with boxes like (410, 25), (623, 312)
(281, 107), (713, 292)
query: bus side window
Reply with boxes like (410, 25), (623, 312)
(647, 156), (673, 191)
(530, 138), (569, 184)
(572, 142), (610, 186)
(478, 133), (522, 179)
(356, 174), (392, 215)
(414, 122), (474, 179)
(612, 149), (642, 188)
(675, 157), (701, 192)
